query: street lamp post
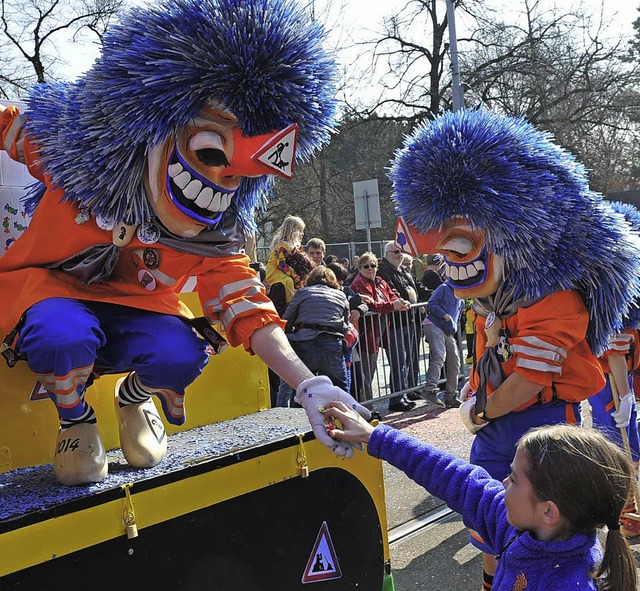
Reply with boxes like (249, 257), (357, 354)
(446, 0), (464, 111)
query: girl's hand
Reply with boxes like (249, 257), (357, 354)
(322, 402), (375, 445)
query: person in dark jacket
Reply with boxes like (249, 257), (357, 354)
(377, 241), (422, 404)
(328, 262), (368, 393)
(276, 266), (350, 406)
(422, 282), (464, 408)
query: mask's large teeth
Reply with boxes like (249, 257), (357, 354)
(168, 162), (182, 178)
(183, 179), (202, 200)
(458, 266), (468, 280)
(174, 171), (191, 190)
(221, 193), (232, 209)
(474, 260), (485, 271)
(209, 192), (222, 211)
(449, 266), (459, 281)
(466, 263), (479, 278)
(195, 187), (214, 209)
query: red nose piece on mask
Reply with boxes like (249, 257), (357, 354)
(395, 216), (444, 256)
(225, 123), (298, 179)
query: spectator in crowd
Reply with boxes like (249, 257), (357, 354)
(421, 281), (464, 408)
(377, 241), (421, 404)
(350, 252), (414, 411)
(340, 257), (350, 269)
(324, 254), (339, 265)
(323, 406), (638, 591)
(268, 250), (314, 317)
(266, 215), (306, 307)
(306, 237), (326, 266)
(328, 262), (368, 393)
(346, 255), (360, 285)
(276, 266), (350, 406)
(400, 253), (414, 274)
(421, 254), (445, 295)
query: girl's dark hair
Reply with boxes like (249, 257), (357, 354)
(518, 424), (636, 591)
(305, 266), (339, 289)
(327, 262), (348, 282)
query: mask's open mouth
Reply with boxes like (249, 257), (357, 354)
(444, 248), (489, 289)
(165, 146), (236, 225)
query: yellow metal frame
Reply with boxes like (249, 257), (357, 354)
(0, 439), (390, 577)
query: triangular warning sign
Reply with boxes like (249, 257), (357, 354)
(29, 381), (50, 401)
(254, 123), (298, 179)
(395, 216), (418, 256)
(301, 521), (342, 584)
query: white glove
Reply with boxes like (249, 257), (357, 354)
(459, 397), (489, 435)
(295, 376), (372, 458)
(458, 381), (473, 402)
(612, 393), (635, 429)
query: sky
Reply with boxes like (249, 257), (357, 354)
(63, 0), (640, 96)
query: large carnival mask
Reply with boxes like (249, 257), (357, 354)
(397, 217), (503, 299)
(146, 104), (298, 237)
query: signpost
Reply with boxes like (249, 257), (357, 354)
(353, 179), (381, 252)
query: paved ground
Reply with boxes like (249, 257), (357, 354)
(374, 396), (640, 590)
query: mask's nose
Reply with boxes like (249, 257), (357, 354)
(223, 123), (298, 179)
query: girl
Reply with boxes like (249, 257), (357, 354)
(324, 403), (637, 591)
(265, 215), (306, 305)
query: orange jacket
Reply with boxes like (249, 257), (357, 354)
(470, 290), (605, 409)
(0, 107), (283, 351)
(598, 329), (640, 374)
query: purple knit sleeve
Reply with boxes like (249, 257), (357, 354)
(368, 424), (513, 554)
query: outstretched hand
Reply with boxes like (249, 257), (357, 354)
(322, 401), (375, 445)
(295, 376), (371, 458)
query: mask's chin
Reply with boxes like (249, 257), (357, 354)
(146, 143), (235, 238)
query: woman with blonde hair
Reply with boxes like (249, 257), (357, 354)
(265, 215), (306, 306)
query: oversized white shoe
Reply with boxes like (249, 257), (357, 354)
(115, 377), (167, 468)
(53, 422), (108, 486)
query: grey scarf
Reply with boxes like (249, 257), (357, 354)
(44, 209), (246, 286)
(472, 281), (538, 416)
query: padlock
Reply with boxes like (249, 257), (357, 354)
(300, 465), (309, 478)
(126, 523), (139, 539)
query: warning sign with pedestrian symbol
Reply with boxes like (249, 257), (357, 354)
(301, 521), (342, 584)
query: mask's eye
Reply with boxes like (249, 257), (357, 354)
(196, 149), (229, 167)
(188, 131), (230, 167)
(441, 236), (475, 258)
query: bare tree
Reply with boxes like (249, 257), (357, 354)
(0, 0), (124, 99)
(347, 0), (489, 123)
(461, 0), (640, 192)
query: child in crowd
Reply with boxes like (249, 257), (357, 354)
(323, 402), (637, 591)
(265, 215), (306, 305)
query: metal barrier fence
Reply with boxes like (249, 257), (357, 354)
(351, 303), (469, 406)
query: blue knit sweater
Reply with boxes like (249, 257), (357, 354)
(368, 425), (601, 590)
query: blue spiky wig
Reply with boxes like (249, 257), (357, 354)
(607, 201), (640, 330)
(389, 108), (640, 355)
(23, 0), (338, 228)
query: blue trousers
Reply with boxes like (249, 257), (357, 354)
(18, 298), (209, 425)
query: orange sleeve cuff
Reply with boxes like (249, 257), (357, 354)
(226, 310), (287, 353)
